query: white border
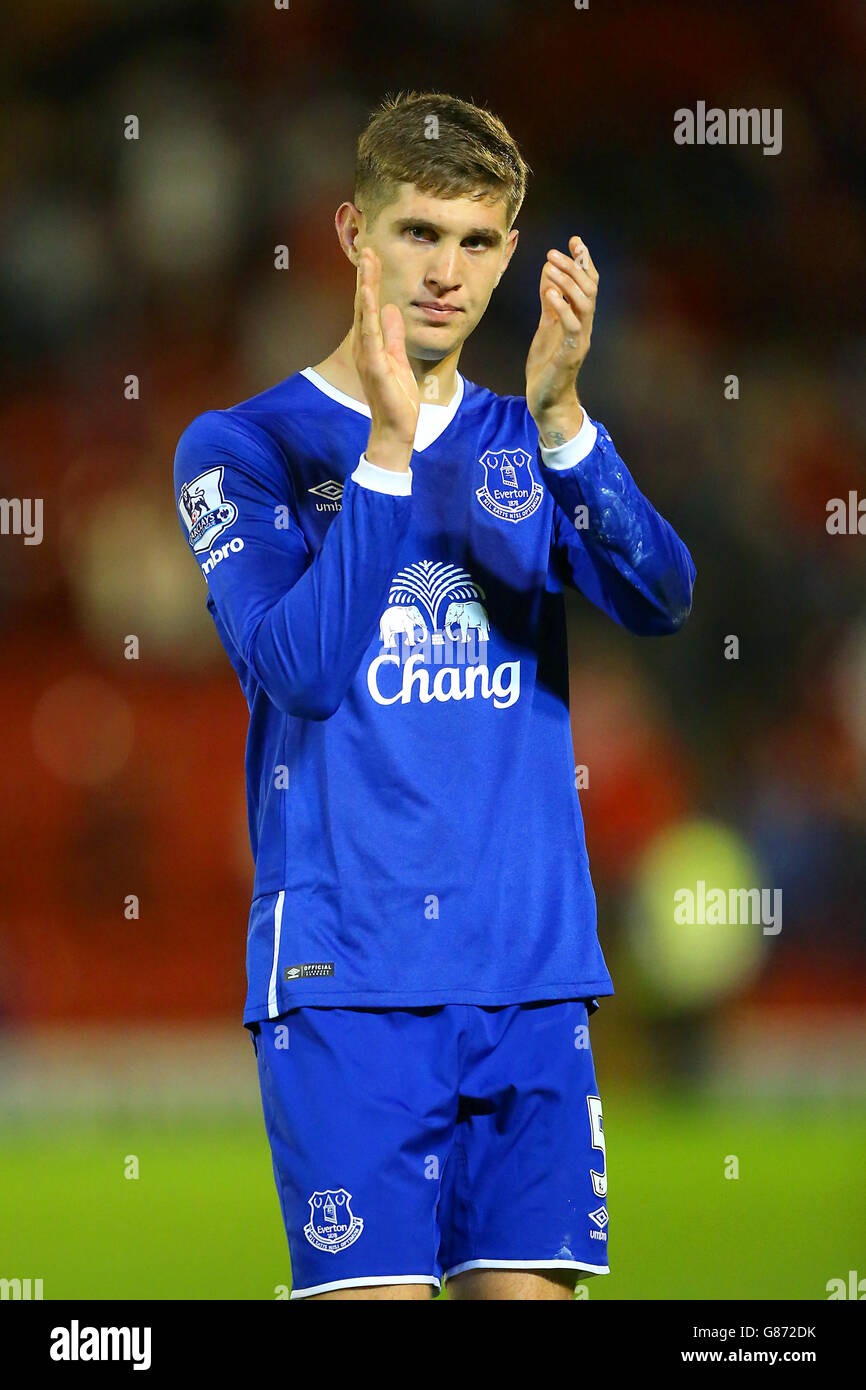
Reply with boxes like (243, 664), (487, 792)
(538, 409), (598, 468)
(414, 374), (464, 451)
(300, 367), (465, 453)
(266, 890), (285, 1019)
(300, 367), (371, 417)
(352, 453), (413, 496)
(290, 1274), (440, 1300)
(444, 1258), (609, 1280)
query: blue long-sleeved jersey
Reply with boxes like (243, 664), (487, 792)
(173, 369), (695, 1024)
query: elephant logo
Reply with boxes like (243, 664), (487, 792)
(375, 560), (491, 662)
(379, 603), (429, 648)
(444, 600), (489, 642)
(475, 448), (544, 524)
(367, 560), (521, 708)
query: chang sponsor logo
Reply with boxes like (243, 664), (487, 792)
(369, 651), (520, 708)
(366, 560), (520, 709)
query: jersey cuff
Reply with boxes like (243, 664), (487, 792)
(538, 410), (598, 469)
(351, 453), (413, 496)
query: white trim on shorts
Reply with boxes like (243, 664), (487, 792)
(443, 1258), (610, 1280)
(290, 1274), (441, 1300)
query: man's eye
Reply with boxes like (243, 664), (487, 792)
(409, 227), (435, 241)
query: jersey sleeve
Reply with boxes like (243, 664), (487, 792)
(174, 409), (413, 719)
(542, 413), (695, 635)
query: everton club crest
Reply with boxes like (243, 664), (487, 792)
(475, 448), (544, 524)
(303, 1189), (364, 1253)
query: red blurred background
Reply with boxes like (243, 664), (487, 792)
(1, 0), (864, 1073)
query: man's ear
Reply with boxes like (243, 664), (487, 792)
(495, 226), (519, 285)
(335, 202), (364, 267)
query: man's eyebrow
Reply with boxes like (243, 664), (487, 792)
(394, 218), (504, 245)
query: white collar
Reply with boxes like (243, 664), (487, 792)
(300, 367), (464, 453)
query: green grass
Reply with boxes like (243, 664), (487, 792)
(1, 1094), (863, 1299)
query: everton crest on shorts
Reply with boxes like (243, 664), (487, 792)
(303, 1190), (364, 1254)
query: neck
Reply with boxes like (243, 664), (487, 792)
(313, 329), (461, 408)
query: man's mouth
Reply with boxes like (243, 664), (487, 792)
(411, 301), (462, 321)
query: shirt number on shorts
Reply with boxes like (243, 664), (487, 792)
(587, 1095), (607, 1198)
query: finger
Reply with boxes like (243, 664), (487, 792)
(354, 246), (374, 318)
(547, 248), (596, 300)
(545, 262), (594, 318)
(369, 251), (388, 344)
(357, 251), (385, 354)
(380, 304), (420, 413)
(538, 261), (581, 325)
(538, 260), (559, 311)
(353, 255), (363, 326)
(370, 248), (386, 316)
(568, 235), (599, 284)
(381, 302), (407, 360)
(545, 286), (582, 339)
(384, 327), (415, 402)
(354, 249), (369, 329)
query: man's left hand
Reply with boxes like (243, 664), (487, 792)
(526, 236), (599, 447)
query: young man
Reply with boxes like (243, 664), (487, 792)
(174, 92), (695, 1301)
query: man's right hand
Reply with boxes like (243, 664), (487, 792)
(352, 247), (419, 472)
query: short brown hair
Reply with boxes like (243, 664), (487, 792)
(354, 91), (530, 229)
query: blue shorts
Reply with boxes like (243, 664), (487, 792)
(249, 999), (610, 1299)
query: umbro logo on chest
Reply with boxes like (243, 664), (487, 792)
(308, 479), (344, 512)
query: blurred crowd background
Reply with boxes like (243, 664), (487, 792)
(1, 0), (864, 1100)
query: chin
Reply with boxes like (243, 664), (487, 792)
(406, 330), (464, 362)
(408, 345), (450, 362)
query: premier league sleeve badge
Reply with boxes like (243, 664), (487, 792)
(179, 467), (239, 553)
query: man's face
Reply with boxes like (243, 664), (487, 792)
(354, 183), (519, 361)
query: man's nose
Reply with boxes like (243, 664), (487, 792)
(424, 246), (461, 291)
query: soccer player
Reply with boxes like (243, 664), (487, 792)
(174, 92), (695, 1301)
